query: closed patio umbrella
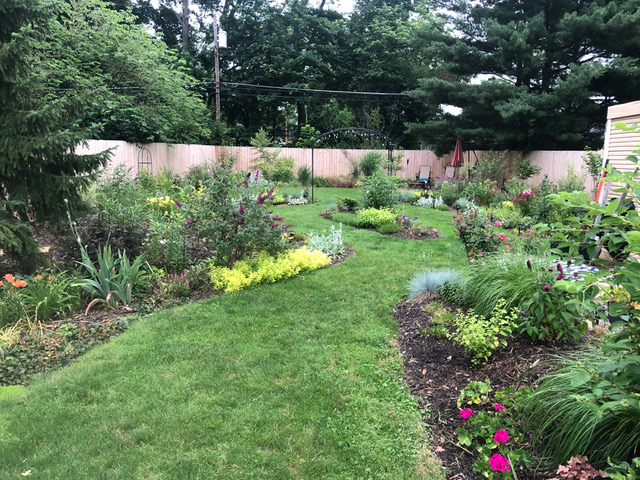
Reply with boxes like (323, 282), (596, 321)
(451, 137), (463, 167)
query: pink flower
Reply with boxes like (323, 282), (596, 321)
(174, 200), (183, 207)
(469, 258), (476, 263)
(493, 403), (506, 412)
(489, 453), (510, 472)
(543, 284), (550, 292)
(499, 235), (509, 242)
(556, 272), (564, 281)
(493, 429), (509, 443)
(556, 263), (563, 272)
(460, 408), (474, 419)
(495, 220), (502, 227)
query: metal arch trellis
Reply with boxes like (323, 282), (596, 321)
(309, 128), (396, 203)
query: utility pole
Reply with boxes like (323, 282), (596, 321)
(213, 17), (220, 120)
(212, 16), (227, 120)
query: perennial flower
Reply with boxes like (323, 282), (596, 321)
(489, 453), (510, 472)
(493, 403), (506, 412)
(493, 429), (509, 443)
(543, 284), (550, 292)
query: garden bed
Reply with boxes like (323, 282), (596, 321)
(394, 295), (597, 479)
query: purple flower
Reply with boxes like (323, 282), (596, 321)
(283, 225), (291, 229)
(411, 217), (418, 221)
(520, 310), (526, 316)
(557, 263), (563, 272)
(543, 284), (550, 292)
(272, 216), (283, 222)
(239, 202), (245, 215)
(174, 200), (182, 207)
(573, 271), (579, 278)
(186, 219), (193, 225)
(556, 272), (564, 281)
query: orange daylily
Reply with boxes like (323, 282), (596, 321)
(3, 274), (15, 283)
(12, 280), (27, 288)
(35, 274), (43, 280)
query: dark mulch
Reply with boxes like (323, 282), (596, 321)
(394, 295), (592, 479)
(391, 227), (441, 240)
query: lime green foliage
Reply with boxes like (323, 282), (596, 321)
(418, 301), (454, 339)
(209, 247), (330, 293)
(457, 379), (492, 409)
(448, 299), (519, 365)
(355, 207), (397, 229)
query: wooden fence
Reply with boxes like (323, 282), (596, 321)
(76, 140), (597, 192)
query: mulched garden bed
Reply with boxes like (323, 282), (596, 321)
(320, 212), (442, 240)
(394, 295), (595, 479)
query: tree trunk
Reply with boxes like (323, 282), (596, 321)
(181, 0), (189, 51)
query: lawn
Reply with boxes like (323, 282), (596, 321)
(0, 188), (466, 479)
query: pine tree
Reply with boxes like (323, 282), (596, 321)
(0, 0), (110, 271)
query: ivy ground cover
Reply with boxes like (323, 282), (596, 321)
(0, 189), (464, 479)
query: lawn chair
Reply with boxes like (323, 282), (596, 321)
(409, 165), (431, 189)
(419, 165), (431, 189)
(444, 165), (456, 178)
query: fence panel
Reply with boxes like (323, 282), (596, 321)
(78, 140), (595, 192)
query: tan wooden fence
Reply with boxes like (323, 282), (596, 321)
(77, 140), (597, 192)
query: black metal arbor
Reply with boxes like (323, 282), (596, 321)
(309, 128), (395, 203)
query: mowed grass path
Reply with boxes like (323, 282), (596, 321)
(0, 189), (466, 479)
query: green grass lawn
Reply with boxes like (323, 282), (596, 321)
(0, 188), (467, 479)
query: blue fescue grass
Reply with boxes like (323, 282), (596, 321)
(409, 269), (462, 298)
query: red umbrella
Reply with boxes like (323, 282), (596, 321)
(451, 137), (463, 167)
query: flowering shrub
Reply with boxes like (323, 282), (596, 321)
(354, 207), (397, 229)
(193, 163), (290, 267)
(453, 209), (510, 258)
(464, 179), (500, 206)
(448, 299), (519, 365)
(147, 264), (209, 303)
(208, 247), (330, 293)
(359, 170), (398, 209)
(456, 382), (530, 479)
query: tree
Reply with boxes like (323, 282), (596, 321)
(0, 0), (110, 270)
(408, 0), (640, 155)
(41, 0), (212, 144)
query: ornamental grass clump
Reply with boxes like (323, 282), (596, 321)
(208, 247), (330, 293)
(408, 269), (461, 298)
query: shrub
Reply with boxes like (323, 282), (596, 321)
(433, 177), (467, 206)
(312, 176), (329, 187)
(448, 299), (519, 365)
(556, 164), (586, 193)
(307, 224), (345, 258)
(452, 209), (509, 258)
(360, 170), (398, 209)
(297, 165), (312, 186)
(209, 247), (330, 293)
(337, 197), (358, 211)
(354, 208), (397, 229)
(359, 152), (385, 177)
(473, 151), (508, 183)
(409, 269), (461, 298)
(514, 155), (541, 180)
(377, 223), (404, 235)
(194, 163), (290, 267)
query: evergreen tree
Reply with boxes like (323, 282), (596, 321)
(0, 0), (110, 270)
(408, 0), (640, 155)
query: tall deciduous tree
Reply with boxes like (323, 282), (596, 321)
(0, 0), (109, 269)
(41, 0), (212, 144)
(408, 0), (640, 155)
